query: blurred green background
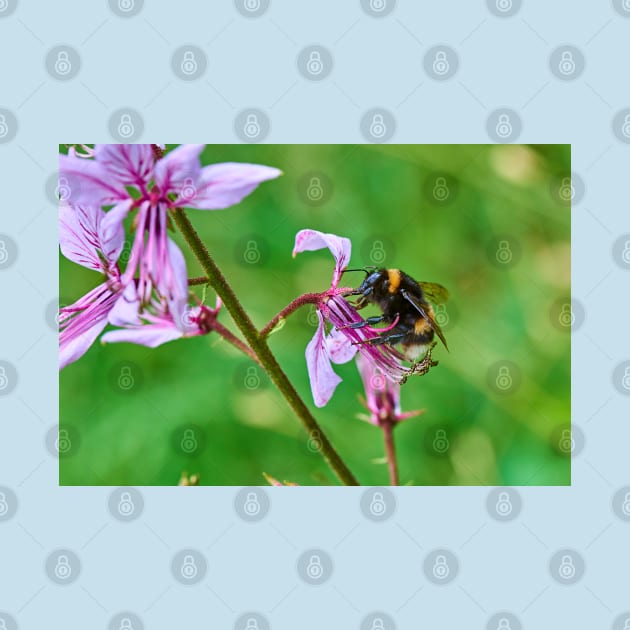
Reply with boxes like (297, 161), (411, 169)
(60, 144), (571, 486)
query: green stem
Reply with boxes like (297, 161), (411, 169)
(171, 208), (359, 486)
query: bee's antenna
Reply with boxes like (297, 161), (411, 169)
(342, 266), (376, 274)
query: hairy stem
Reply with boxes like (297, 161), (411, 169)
(171, 208), (359, 486)
(188, 276), (210, 286)
(382, 420), (399, 486)
(260, 293), (322, 338)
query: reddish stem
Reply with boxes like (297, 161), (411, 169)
(260, 293), (323, 338)
(382, 420), (399, 486)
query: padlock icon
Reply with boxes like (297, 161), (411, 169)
(622, 367), (630, 390)
(558, 554), (575, 579)
(180, 177), (196, 201)
(433, 429), (449, 453)
(180, 429), (198, 453)
(119, 617), (134, 630)
(0, 114), (8, 138)
(0, 366), (8, 389)
(244, 492), (261, 516)
(558, 176), (574, 202)
(432, 50), (449, 76)
(370, 0), (386, 11)
(495, 491), (513, 516)
(307, 177), (324, 201)
(0, 491), (8, 516)
(307, 306), (319, 327)
(244, 240), (261, 264)
(118, 365), (134, 390)
(0, 619), (8, 630)
(181, 50), (198, 76)
(371, 618), (385, 630)
(434, 304), (449, 327)
(307, 50), (323, 75)
(621, 492), (630, 516)
(306, 554), (323, 579)
(624, 0), (630, 10)
(558, 303), (574, 328)
(623, 619), (630, 630)
(622, 114), (630, 138)
(54, 51), (72, 76)
(244, 366), (260, 390)
(495, 240), (513, 264)
(433, 176), (449, 201)
(245, 619), (260, 630)
(622, 240), (630, 264)
(308, 430), (322, 452)
(56, 176), (72, 201)
(244, 0), (261, 10)
(369, 113), (386, 138)
(118, 491), (135, 516)
(558, 51), (575, 75)
(370, 240), (386, 264)
(181, 554), (198, 579)
(558, 428), (573, 453)
(432, 555), (450, 579)
(495, 0), (513, 12)
(369, 492), (386, 516)
(497, 619), (512, 630)
(54, 554), (72, 579)
(56, 428), (72, 454)
(495, 114), (513, 138)
(495, 365), (512, 391)
(118, 114), (135, 138)
(0, 240), (8, 265)
(118, 0), (134, 11)
(371, 367), (386, 390)
(244, 114), (261, 138)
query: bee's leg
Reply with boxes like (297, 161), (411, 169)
(343, 315), (385, 330)
(366, 332), (408, 346)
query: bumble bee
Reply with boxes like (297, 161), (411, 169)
(346, 267), (449, 361)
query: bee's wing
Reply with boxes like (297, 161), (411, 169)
(417, 281), (449, 305)
(400, 288), (449, 351)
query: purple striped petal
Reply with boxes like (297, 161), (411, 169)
(59, 204), (124, 272)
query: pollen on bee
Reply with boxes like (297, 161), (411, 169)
(414, 318), (431, 335)
(387, 269), (401, 293)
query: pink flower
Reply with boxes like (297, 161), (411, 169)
(58, 204), (125, 369)
(59, 144), (281, 362)
(59, 144), (281, 313)
(293, 229), (417, 407)
(356, 354), (424, 426)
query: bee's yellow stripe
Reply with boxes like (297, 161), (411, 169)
(387, 268), (401, 294)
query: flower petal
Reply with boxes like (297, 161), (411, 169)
(292, 229), (351, 286)
(326, 327), (357, 364)
(59, 204), (124, 272)
(101, 325), (183, 348)
(305, 310), (342, 407)
(58, 153), (127, 206)
(153, 143), (204, 198)
(94, 144), (154, 191)
(164, 237), (189, 330)
(59, 316), (108, 369)
(181, 162), (282, 209)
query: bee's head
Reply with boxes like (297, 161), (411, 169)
(343, 267), (387, 306)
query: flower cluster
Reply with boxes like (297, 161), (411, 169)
(59, 144), (280, 369)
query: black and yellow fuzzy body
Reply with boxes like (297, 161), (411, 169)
(349, 268), (449, 361)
